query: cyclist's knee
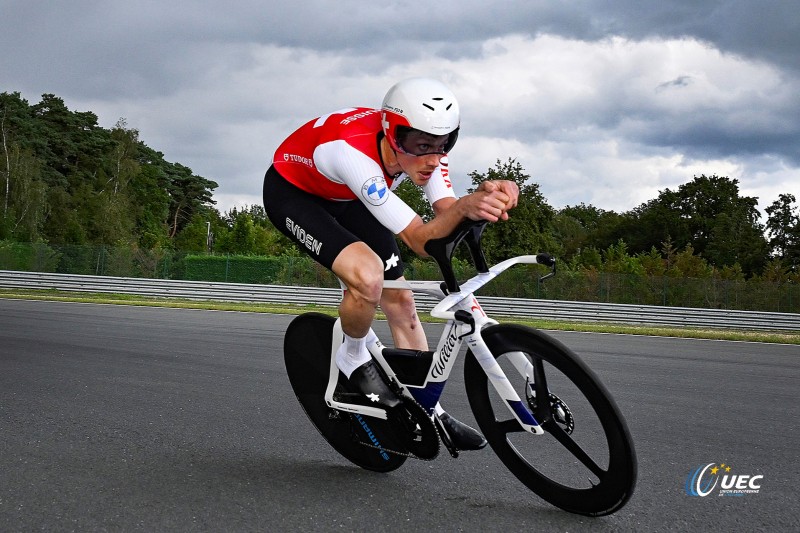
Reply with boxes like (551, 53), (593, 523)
(382, 287), (416, 315)
(382, 288), (421, 325)
(334, 244), (384, 305)
(350, 266), (383, 305)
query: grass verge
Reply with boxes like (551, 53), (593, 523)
(1, 288), (798, 345)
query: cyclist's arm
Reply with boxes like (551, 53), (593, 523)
(432, 197), (455, 217)
(314, 140), (418, 233)
(399, 181), (514, 256)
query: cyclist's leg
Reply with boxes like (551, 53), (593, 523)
(263, 167), (380, 367)
(264, 168), (399, 405)
(330, 243), (392, 383)
(333, 196), (413, 348)
(380, 285), (428, 350)
(331, 242), (383, 339)
(335, 201), (486, 449)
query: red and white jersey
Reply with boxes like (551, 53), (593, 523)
(272, 107), (455, 234)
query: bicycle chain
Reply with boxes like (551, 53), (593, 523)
(348, 394), (442, 461)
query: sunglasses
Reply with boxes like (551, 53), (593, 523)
(395, 126), (459, 156)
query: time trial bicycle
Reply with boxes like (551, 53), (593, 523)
(283, 220), (637, 516)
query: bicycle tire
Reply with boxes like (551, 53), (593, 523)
(464, 324), (637, 516)
(283, 312), (407, 472)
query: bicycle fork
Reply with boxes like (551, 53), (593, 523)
(460, 305), (545, 436)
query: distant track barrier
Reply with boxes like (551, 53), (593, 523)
(1, 270), (798, 332)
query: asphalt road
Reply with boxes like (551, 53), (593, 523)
(1, 299), (798, 532)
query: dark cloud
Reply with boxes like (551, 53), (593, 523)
(4, 1), (798, 97)
(1, 0), (797, 213)
(656, 76), (693, 91)
(586, 0), (800, 72)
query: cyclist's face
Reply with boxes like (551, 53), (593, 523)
(396, 151), (446, 186)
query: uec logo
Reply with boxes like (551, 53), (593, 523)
(685, 463), (763, 497)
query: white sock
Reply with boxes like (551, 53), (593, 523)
(335, 333), (371, 379)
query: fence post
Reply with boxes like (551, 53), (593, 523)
(95, 246), (106, 276)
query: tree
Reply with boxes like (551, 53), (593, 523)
(390, 179), (434, 260)
(1, 92), (44, 235)
(550, 211), (586, 262)
(555, 203), (627, 262)
(164, 162), (218, 239)
(173, 212), (217, 253)
(1, 92), (219, 248)
(625, 175), (768, 275)
(393, 178), (434, 222)
(765, 193), (799, 267)
(2, 144), (47, 241)
(30, 94), (112, 189)
(468, 158), (558, 263)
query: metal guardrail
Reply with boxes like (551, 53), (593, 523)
(1, 270), (798, 332)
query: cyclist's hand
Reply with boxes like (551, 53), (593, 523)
(474, 180), (518, 221)
(490, 180), (519, 212)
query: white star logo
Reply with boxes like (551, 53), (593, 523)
(384, 253), (399, 271)
(367, 393), (380, 403)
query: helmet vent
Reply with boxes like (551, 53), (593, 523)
(423, 98), (453, 112)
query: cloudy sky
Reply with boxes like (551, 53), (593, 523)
(2, 0), (798, 218)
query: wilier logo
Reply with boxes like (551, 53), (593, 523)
(685, 463), (763, 497)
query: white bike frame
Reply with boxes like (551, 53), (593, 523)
(323, 254), (550, 436)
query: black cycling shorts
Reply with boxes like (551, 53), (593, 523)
(263, 165), (406, 280)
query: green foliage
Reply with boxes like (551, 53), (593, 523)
(0, 240), (60, 271)
(393, 178), (434, 221)
(392, 179), (434, 260)
(1, 92), (217, 248)
(183, 254), (282, 284)
(765, 193), (800, 265)
(182, 253), (338, 286)
(468, 158), (559, 264)
(3, 90), (797, 291)
(622, 175), (768, 275)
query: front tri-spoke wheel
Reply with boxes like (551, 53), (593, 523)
(464, 324), (636, 516)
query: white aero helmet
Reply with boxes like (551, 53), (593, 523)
(381, 77), (460, 156)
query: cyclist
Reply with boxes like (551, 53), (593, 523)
(263, 78), (518, 450)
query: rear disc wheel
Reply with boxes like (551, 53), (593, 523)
(284, 313), (407, 472)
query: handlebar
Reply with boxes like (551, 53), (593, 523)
(423, 219), (556, 293)
(423, 220), (488, 293)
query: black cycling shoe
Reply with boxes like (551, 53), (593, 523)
(347, 360), (401, 409)
(439, 412), (487, 451)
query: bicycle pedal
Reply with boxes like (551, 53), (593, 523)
(433, 414), (459, 458)
(386, 401), (440, 460)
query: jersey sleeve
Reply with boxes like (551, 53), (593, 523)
(314, 140), (418, 234)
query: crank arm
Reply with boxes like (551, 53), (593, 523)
(325, 398), (388, 420)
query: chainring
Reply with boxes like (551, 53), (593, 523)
(350, 393), (440, 461)
(387, 395), (440, 460)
